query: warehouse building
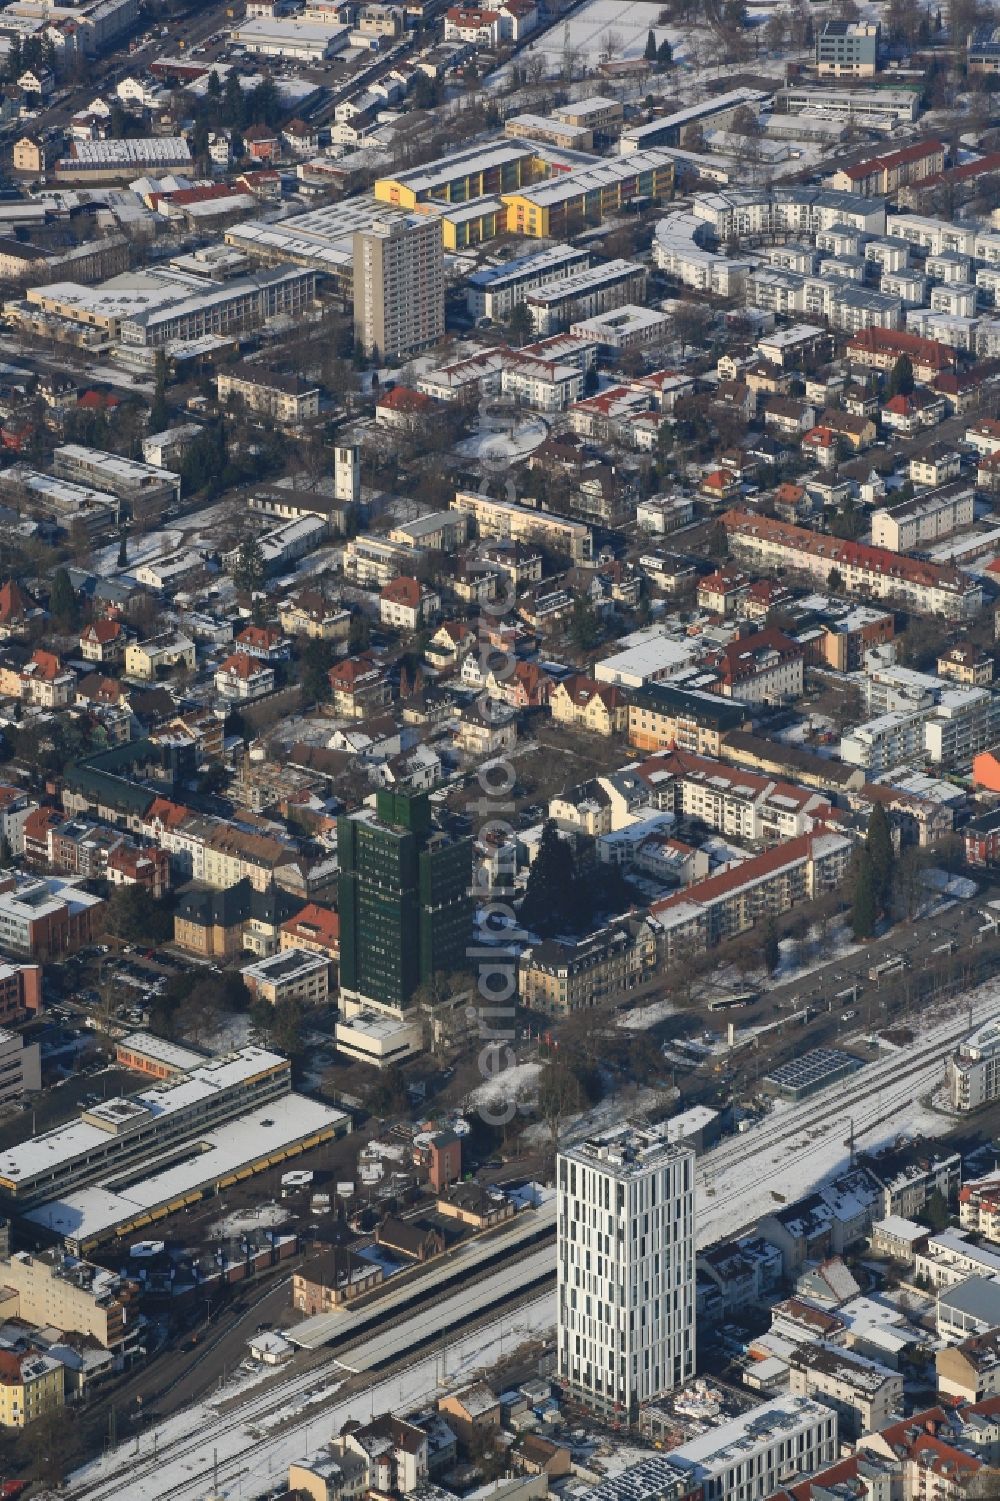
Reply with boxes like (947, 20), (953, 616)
(230, 15), (349, 59)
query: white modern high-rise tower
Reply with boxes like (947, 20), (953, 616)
(557, 1123), (696, 1420)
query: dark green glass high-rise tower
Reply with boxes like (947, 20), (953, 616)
(337, 790), (472, 1011)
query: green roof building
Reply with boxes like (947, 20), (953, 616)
(337, 790), (472, 1012)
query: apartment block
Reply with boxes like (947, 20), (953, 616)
(652, 831), (852, 957)
(558, 1124), (695, 1417)
(627, 682), (747, 756)
(788, 1343), (903, 1438)
(353, 215), (444, 361)
(0, 961), (41, 1025)
(519, 916), (659, 1015)
(0, 1250), (135, 1348)
(217, 365), (321, 424)
(947, 1017), (1000, 1110)
(524, 259), (647, 337)
(0, 1350), (63, 1428)
(871, 485), (974, 552)
(636, 750), (832, 844)
(937, 1329), (1000, 1402)
(451, 490), (593, 563)
(723, 509), (983, 619)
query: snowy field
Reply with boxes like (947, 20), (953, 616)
(500, 0), (692, 78)
(466, 1059), (543, 1109)
(455, 416), (549, 465)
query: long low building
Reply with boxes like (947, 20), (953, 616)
(451, 489), (593, 562)
(0, 1044), (295, 1208)
(9, 267), (316, 352)
(619, 88), (771, 152)
(651, 830), (853, 956)
(466, 243), (590, 322)
(54, 136), (192, 182)
(376, 141), (541, 211)
(722, 509), (984, 619)
(502, 149), (676, 239)
(25, 1091), (346, 1254)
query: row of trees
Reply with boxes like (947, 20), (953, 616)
(642, 29), (675, 65)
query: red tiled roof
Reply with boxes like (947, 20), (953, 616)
(445, 5), (499, 19)
(218, 651), (268, 680)
(0, 579), (33, 624)
(381, 575), (423, 608)
(144, 797), (191, 829)
(710, 626), (804, 685)
(378, 385), (436, 413)
(236, 624), (282, 648)
(281, 901), (340, 948)
(652, 831), (834, 914)
(556, 672), (624, 711)
(722, 508), (972, 593)
(847, 326), (956, 371)
(841, 138), (944, 181)
(24, 649), (63, 680)
(82, 619), (122, 645)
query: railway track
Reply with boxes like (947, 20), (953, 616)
(65, 1243), (556, 1501)
(696, 990), (993, 1243)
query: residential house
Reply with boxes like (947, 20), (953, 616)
(214, 652), (276, 701)
(380, 576), (439, 632)
(79, 620), (125, 664)
(549, 674), (627, 736)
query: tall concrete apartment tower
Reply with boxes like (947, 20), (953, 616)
(337, 789), (472, 1013)
(352, 215), (444, 362)
(557, 1124), (696, 1421)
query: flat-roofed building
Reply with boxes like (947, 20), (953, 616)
(553, 96), (623, 133)
(353, 215), (444, 361)
(558, 1123), (695, 1417)
(229, 15), (349, 59)
(667, 1396), (836, 1501)
(241, 947), (330, 1006)
(375, 141), (540, 210)
(815, 19), (879, 77)
(947, 1017), (1000, 1110)
(52, 443), (180, 512)
(505, 113), (593, 151)
(0, 1249), (136, 1348)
